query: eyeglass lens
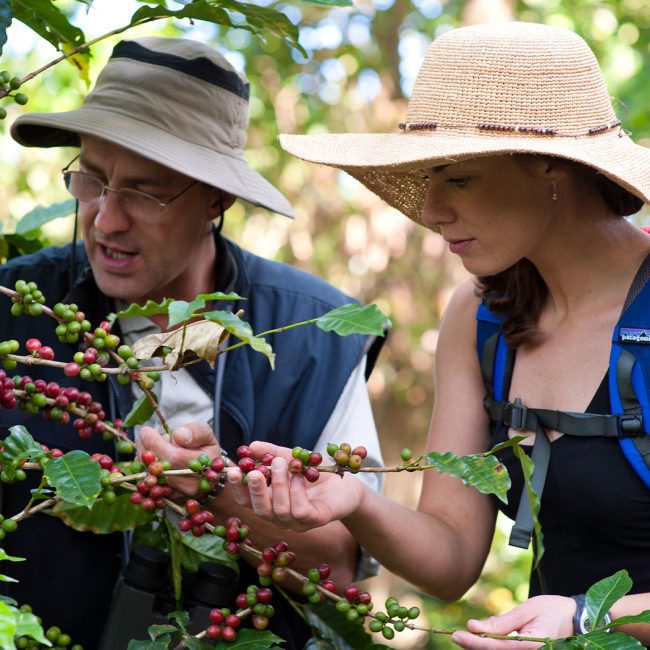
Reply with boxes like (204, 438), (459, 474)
(64, 171), (163, 220)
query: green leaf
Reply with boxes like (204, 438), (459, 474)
(574, 630), (644, 649)
(0, 549), (24, 563)
(0, 426), (47, 481)
(14, 200), (76, 235)
(15, 610), (49, 645)
(169, 610), (190, 627)
(586, 570), (633, 629)
(115, 299), (174, 320)
(213, 628), (286, 649)
(609, 610), (650, 628)
(204, 310), (275, 368)
(12, 0), (85, 51)
(43, 450), (102, 508)
(0, 601), (17, 650)
(303, 602), (389, 649)
(423, 450), (511, 502)
(316, 304), (391, 337)
(52, 492), (155, 532)
(167, 292), (245, 328)
(178, 530), (239, 575)
(3, 233), (46, 260)
(302, 0), (351, 6)
(127, 640), (170, 650)
(129, 0), (303, 55)
(0, 0), (12, 55)
(0, 576), (15, 584)
(124, 392), (158, 427)
(147, 624), (178, 639)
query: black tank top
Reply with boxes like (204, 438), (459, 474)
(491, 373), (650, 596)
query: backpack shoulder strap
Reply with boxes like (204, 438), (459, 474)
(610, 254), (650, 488)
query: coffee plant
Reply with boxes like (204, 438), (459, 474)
(0, 278), (647, 648)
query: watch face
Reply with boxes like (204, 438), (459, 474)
(580, 610), (592, 633)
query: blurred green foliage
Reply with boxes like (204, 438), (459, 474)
(0, 0), (649, 647)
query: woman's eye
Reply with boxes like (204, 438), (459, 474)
(447, 177), (469, 187)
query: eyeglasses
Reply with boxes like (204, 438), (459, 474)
(61, 157), (199, 222)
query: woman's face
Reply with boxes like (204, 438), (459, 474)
(420, 155), (555, 276)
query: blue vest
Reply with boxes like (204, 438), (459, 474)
(0, 237), (372, 453)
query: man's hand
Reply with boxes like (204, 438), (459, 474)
(136, 423), (221, 498)
(450, 596), (576, 649)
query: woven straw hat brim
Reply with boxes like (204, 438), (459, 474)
(12, 108), (293, 219)
(280, 130), (650, 222)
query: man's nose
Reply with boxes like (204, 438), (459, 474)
(92, 188), (130, 234)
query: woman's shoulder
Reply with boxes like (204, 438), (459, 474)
(442, 277), (482, 324)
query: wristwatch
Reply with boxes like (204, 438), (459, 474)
(571, 594), (612, 635)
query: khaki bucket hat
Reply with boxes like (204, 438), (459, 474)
(280, 22), (650, 222)
(11, 37), (293, 218)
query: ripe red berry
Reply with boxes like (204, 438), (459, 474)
(352, 446), (368, 459)
(225, 614), (241, 629)
(63, 363), (80, 378)
(237, 445), (252, 459)
(222, 626), (237, 642)
(210, 456), (225, 472)
(206, 625), (222, 639)
(38, 346), (55, 361)
(262, 547), (277, 563)
(303, 467), (320, 483)
(256, 587), (273, 604)
(308, 452), (323, 466)
(260, 453), (275, 466)
(209, 609), (224, 624)
(25, 339), (41, 354)
(318, 564), (331, 580)
(344, 585), (359, 602)
(178, 518), (192, 532)
(238, 457), (256, 473)
(185, 499), (200, 515)
(358, 591), (372, 605)
(140, 450), (156, 466)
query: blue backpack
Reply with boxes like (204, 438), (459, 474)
(477, 260), (650, 548)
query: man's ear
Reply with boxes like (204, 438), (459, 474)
(205, 186), (236, 222)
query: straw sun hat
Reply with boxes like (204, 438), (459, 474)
(11, 37), (293, 218)
(280, 21), (650, 222)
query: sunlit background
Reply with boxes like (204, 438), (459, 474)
(1, 0), (650, 646)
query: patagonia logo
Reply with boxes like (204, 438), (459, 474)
(619, 327), (650, 343)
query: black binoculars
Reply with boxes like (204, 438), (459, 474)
(99, 544), (238, 648)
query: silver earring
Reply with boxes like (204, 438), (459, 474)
(552, 180), (558, 201)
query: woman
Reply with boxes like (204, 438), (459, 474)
(228, 22), (650, 647)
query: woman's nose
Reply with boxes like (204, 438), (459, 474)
(420, 180), (454, 229)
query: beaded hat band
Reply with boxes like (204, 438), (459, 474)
(280, 22), (650, 222)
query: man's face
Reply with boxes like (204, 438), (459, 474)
(78, 136), (220, 305)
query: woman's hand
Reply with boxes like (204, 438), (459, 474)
(227, 441), (368, 532)
(451, 596), (576, 649)
(136, 423), (222, 498)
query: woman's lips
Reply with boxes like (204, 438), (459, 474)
(447, 238), (473, 254)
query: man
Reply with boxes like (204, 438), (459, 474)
(2, 37), (383, 648)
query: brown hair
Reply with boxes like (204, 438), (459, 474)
(477, 161), (644, 348)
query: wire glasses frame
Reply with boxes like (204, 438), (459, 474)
(61, 155), (199, 222)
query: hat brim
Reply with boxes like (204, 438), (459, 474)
(280, 130), (650, 222)
(12, 108), (293, 218)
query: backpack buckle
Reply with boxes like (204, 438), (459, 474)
(508, 398), (528, 430)
(618, 414), (643, 438)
